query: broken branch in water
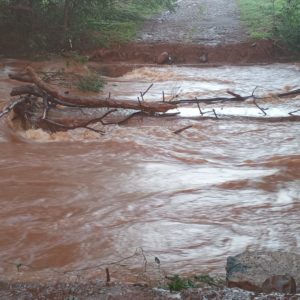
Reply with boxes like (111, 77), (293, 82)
(43, 109), (117, 133)
(140, 92), (144, 102)
(171, 88), (300, 105)
(142, 83), (154, 97)
(226, 90), (244, 100)
(171, 95), (250, 105)
(42, 95), (49, 119)
(289, 108), (300, 116)
(43, 119), (105, 134)
(251, 87), (267, 116)
(253, 99), (267, 116)
(174, 125), (193, 134)
(105, 268), (110, 285)
(276, 88), (300, 98)
(0, 97), (29, 118)
(251, 86), (259, 97)
(212, 109), (219, 119)
(196, 99), (203, 116)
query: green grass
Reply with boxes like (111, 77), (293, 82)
(166, 274), (225, 292)
(237, 0), (280, 39)
(237, 0), (300, 49)
(77, 73), (105, 93)
(167, 275), (195, 292)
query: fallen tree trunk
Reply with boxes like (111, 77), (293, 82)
(3, 66), (300, 133)
(21, 67), (176, 113)
(5, 66), (177, 132)
(9, 72), (33, 83)
(11, 85), (43, 98)
(12, 99), (128, 131)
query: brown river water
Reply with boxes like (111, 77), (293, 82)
(0, 60), (299, 282)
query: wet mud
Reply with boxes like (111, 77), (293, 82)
(88, 40), (294, 65)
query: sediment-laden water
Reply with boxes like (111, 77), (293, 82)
(0, 60), (299, 281)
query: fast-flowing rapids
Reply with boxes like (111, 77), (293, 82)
(0, 60), (299, 282)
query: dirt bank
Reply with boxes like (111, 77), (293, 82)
(89, 40), (294, 68)
(89, 0), (296, 66)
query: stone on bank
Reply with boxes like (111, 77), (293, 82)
(226, 251), (300, 294)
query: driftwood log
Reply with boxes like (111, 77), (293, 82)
(6, 66), (177, 131)
(15, 67), (176, 113)
(2, 66), (300, 133)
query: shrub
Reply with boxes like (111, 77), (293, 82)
(77, 73), (105, 93)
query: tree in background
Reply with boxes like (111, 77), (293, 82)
(0, 0), (176, 54)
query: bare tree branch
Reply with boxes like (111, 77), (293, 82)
(174, 125), (193, 134)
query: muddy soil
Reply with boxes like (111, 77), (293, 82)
(136, 0), (249, 45)
(89, 40), (293, 66)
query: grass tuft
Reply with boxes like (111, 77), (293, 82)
(77, 73), (104, 93)
(167, 275), (195, 292)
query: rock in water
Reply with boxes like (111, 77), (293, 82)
(157, 52), (170, 64)
(226, 251), (300, 293)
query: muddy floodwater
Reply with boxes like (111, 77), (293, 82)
(0, 61), (299, 282)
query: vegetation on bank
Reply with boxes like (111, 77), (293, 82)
(166, 274), (225, 292)
(0, 0), (299, 55)
(237, 0), (300, 50)
(0, 0), (176, 55)
(77, 72), (105, 92)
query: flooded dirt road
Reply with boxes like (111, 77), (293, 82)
(0, 60), (299, 284)
(136, 0), (249, 44)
